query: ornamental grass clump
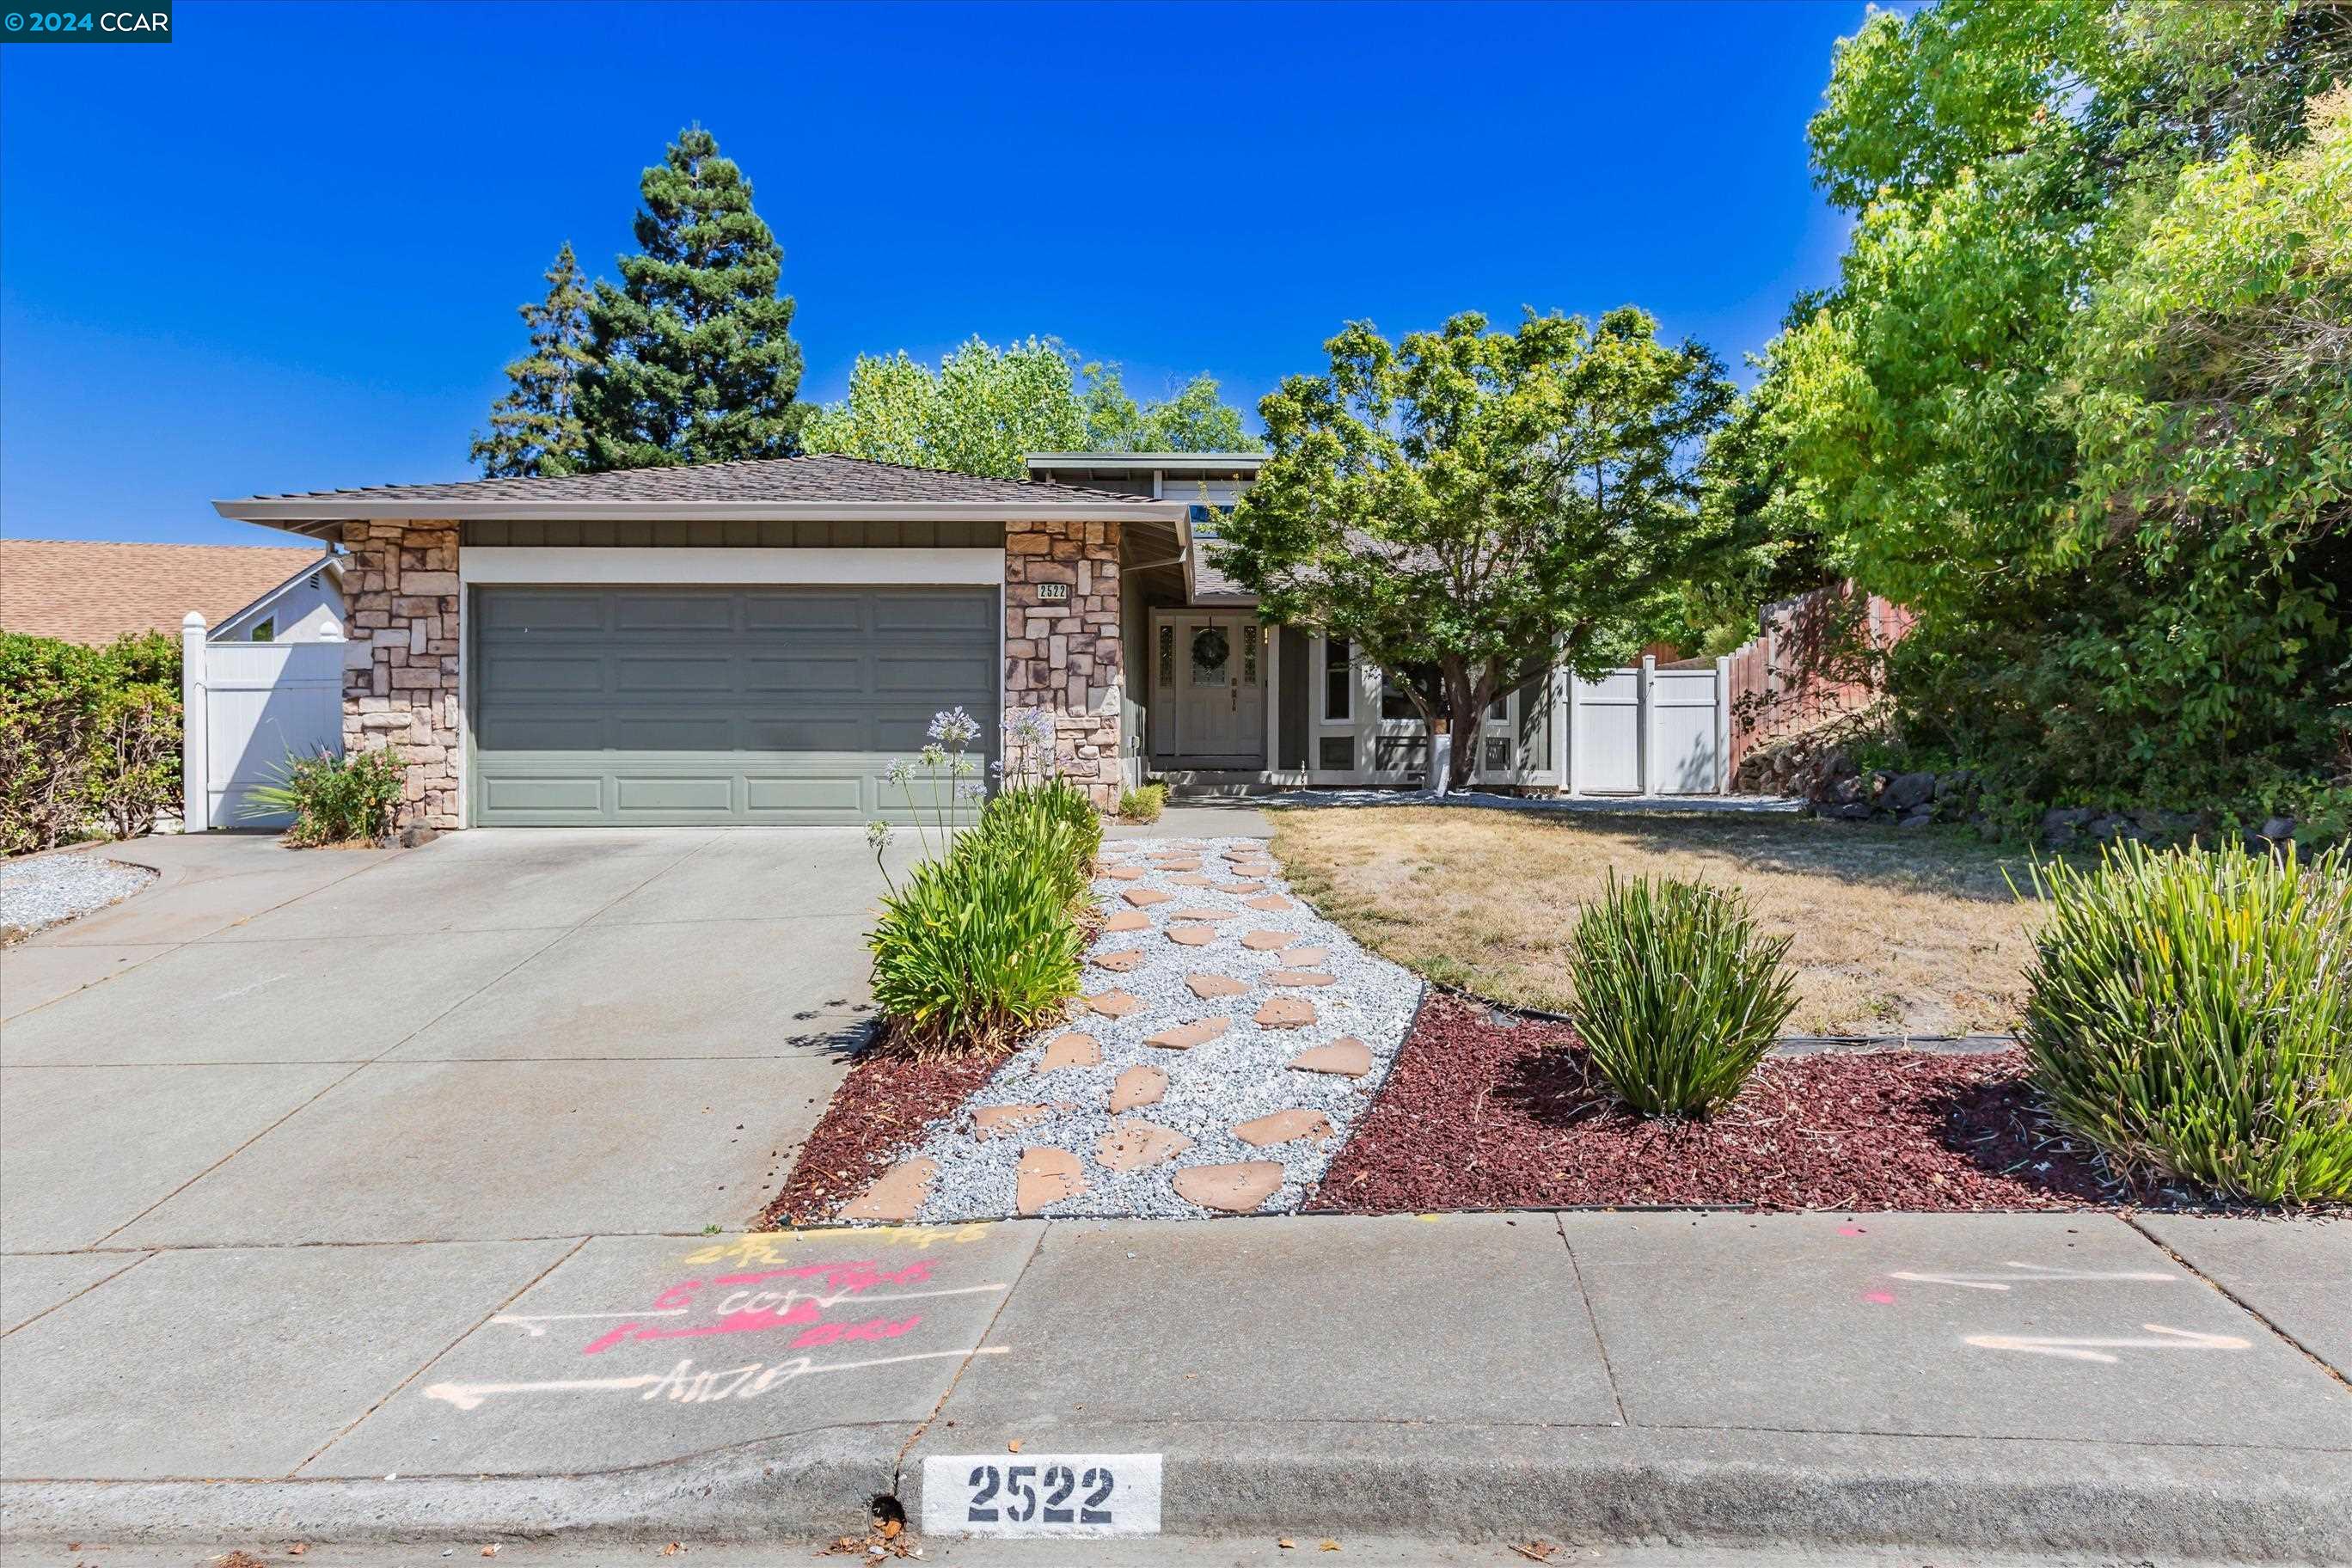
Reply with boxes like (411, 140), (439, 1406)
(2019, 841), (2351, 1204)
(867, 827), (1086, 1057)
(1565, 873), (1799, 1117)
(243, 747), (404, 847)
(977, 776), (1103, 906)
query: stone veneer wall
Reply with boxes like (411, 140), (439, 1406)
(1004, 518), (1123, 809)
(340, 520), (462, 832)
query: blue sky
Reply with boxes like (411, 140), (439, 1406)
(1, 1), (1868, 548)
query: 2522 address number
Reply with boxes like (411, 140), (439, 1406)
(921, 1451), (1163, 1538)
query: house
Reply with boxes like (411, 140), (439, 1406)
(211, 451), (1724, 833)
(0, 538), (345, 646)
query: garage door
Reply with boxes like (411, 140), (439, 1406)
(470, 585), (998, 826)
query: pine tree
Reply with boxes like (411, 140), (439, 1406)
(577, 127), (805, 469)
(469, 243), (595, 477)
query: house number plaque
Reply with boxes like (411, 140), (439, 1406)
(1036, 582), (1071, 603)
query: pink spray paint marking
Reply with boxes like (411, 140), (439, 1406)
(579, 1260), (939, 1356)
(1863, 1289), (1896, 1305)
(1839, 1224), (1869, 1236)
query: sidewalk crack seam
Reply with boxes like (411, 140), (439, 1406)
(2122, 1213), (2351, 1392)
(1558, 1214), (1629, 1427)
(290, 1234), (594, 1476)
(887, 1220), (1050, 1499)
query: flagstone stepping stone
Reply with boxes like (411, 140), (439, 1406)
(1094, 1119), (1194, 1172)
(1283, 946), (1329, 966)
(841, 1156), (936, 1222)
(1167, 873), (1214, 887)
(1092, 949), (1146, 973)
(1173, 1161), (1285, 1214)
(1104, 910), (1150, 933)
(1167, 923), (1218, 946)
(1255, 996), (1317, 1029)
(1102, 866), (1146, 881)
(1145, 1018), (1231, 1051)
(1108, 1064), (1167, 1113)
(1288, 1037), (1373, 1078)
(1151, 857), (1202, 872)
(1243, 894), (1295, 912)
(1168, 906), (1238, 922)
(1185, 972), (1250, 999)
(1225, 881), (1269, 895)
(1267, 969), (1336, 987)
(1124, 887), (1174, 908)
(1089, 989), (1143, 1018)
(1234, 1109), (1333, 1148)
(1041, 1031), (1100, 1072)
(1240, 928), (1299, 951)
(972, 1103), (1061, 1140)
(1016, 1147), (1087, 1214)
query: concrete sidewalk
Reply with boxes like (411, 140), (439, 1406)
(3, 1210), (2345, 1560)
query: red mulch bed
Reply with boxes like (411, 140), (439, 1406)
(759, 1038), (1014, 1228)
(1307, 993), (2136, 1214)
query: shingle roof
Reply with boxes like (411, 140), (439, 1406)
(0, 540), (334, 646)
(222, 453), (1167, 512)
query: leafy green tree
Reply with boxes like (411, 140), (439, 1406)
(469, 242), (594, 478)
(801, 340), (1257, 476)
(1217, 309), (1731, 787)
(1757, 0), (2351, 806)
(801, 338), (1086, 477)
(577, 127), (804, 469)
(1080, 365), (1259, 452)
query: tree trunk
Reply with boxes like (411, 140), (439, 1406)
(1439, 659), (1485, 791)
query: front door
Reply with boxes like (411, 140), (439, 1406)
(1157, 613), (1265, 767)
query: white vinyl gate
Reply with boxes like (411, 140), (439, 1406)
(1563, 655), (1730, 796)
(180, 614), (346, 830)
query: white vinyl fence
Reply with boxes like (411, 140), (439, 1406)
(181, 612), (345, 830)
(1562, 654), (1730, 796)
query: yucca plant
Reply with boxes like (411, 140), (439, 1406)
(1565, 873), (1800, 1117)
(242, 747), (404, 846)
(868, 835), (1084, 1056)
(2020, 841), (2351, 1204)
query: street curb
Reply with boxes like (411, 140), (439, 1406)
(9, 1421), (2349, 1560)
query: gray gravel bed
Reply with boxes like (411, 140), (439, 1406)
(0, 851), (156, 942)
(903, 835), (1424, 1222)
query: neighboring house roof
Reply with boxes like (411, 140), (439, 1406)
(214, 554), (346, 638)
(0, 539), (338, 646)
(214, 454), (1186, 533)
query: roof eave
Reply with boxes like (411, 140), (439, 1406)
(211, 499), (1188, 525)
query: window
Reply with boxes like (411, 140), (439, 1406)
(1156, 624), (1174, 689)
(1322, 636), (1351, 720)
(249, 617), (275, 643)
(1484, 736), (1512, 772)
(1380, 664), (1445, 721)
(1320, 736), (1355, 771)
(1241, 624), (1259, 686)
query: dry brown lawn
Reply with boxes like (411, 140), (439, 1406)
(1271, 806), (2049, 1037)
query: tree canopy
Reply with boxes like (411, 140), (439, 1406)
(1736, 0), (2350, 812)
(1216, 308), (1730, 787)
(800, 337), (1257, 477)
(576, 127), (805, 469)
(469, 242), (594, 478)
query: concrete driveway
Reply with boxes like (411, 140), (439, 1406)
(0, 827), (896, 1253)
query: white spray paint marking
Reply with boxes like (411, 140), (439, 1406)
(1964, 1324), (2251, 1363)
(1890, 1262), (2178, 1292)
(488, 1308), (692, 1338)
(423, 1344), (1009, 1410)
(212, 973), (293, 1001)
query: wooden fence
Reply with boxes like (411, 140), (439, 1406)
(1722, 585), (1917, 784)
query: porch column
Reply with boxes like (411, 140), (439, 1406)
(1004, 518), (1124, 811)
(340, 518), (462, 832)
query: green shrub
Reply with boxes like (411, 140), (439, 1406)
(0, 630), (182, 854)
(868, 835), (1084, 1054)
(243, 747), (404, 847)
(1119, 782), (1168, 824)
(1565, 873), (1800, 1117)
(2020, 841), (2352, 1204)
(975, 778), (1101, 906)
